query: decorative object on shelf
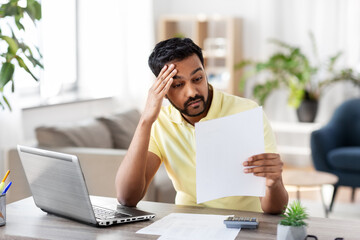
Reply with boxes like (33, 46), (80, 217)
(0, 0), (43, 111)
(277, 200), (308, 240)
(236, 32), (360, 122)
(204, 37), (227, 57)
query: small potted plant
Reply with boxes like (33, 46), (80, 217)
(277, 200), (309, 240)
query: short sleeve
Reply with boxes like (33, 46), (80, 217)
(148, 125), (163, 162)
(263, 111), (278, 153)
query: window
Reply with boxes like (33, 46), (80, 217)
(16, 0), (78, 99)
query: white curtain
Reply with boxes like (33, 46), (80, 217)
(77, 0), (155, 110)
(123, 0), (156, 110)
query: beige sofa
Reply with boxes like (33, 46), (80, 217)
(4, 109), (176, 204)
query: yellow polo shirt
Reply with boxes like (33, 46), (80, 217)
(149, 88), (277, 212)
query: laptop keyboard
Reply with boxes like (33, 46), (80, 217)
(93, 205), (130, 219)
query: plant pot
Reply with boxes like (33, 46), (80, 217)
(296, 99), (318, 122)
(277, 224), (307, 240)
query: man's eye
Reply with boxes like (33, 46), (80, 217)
(172, 83), (183, 88)
(194, 76), (203, 82)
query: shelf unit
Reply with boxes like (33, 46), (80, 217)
(158, 15), (243, 96)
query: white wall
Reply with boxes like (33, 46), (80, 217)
(0, 0), (156, 175)
(153, 0), (360, 123)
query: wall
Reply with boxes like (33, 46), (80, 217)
(0, 0), (156, 176)
(153, 0), (360, 123)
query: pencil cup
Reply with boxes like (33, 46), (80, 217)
(0, 194), (5, 226)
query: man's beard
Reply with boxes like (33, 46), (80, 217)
(167, 89), (210, 117)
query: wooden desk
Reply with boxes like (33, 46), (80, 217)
(0, 196), (359, 240)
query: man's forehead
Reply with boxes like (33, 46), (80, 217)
(173, 67), (204, 79)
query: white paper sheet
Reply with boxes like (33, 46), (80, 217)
(195, 106), (266, 203)
(137, 213), (240, 240)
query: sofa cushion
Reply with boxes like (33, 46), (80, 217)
(97, 109), (141, 149)
(327, 147), (360, 172)
(36, 119), (114, 148)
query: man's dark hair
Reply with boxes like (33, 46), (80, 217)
(148, 37), (204, 77)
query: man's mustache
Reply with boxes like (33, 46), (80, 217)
(184, 95), (205, 108)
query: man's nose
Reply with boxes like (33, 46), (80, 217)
(184, 85), (198, 98)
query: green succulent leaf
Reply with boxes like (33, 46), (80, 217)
(279, 201), (308, 227)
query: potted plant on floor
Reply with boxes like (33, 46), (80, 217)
(277, 200), (308, 240)
(236, 33), (360, 122)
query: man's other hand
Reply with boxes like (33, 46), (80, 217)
(243, 153), (283, 188)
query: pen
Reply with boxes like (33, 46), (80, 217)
(0, 170), (10, 192)
(2, 182), (12, 194)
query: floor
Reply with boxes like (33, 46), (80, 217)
(284, 165), (360, 221)
(287, 185), (360, 220)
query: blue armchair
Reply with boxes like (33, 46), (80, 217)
(311, 98), (360, 211)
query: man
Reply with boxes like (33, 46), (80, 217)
(115, 38), (288, 214)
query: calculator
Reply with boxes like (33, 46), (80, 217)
(223, 216), (259, 229)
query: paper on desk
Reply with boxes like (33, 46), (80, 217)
(137, 213), (240, 240)
(195, 106), (266, 204)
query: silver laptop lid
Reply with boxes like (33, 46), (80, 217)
(17, 145), (97, 225)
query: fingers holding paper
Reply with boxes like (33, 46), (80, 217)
(243, 153), (284, 188)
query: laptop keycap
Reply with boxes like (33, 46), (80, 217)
(93, 205), (130, 219)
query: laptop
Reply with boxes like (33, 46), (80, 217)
(17, 145), (155, 227)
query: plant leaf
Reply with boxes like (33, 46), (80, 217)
(234, 60), (253, 69)
(26, 54), (43, 68)
(1, 1), (18, 17)
(14, 55), (39, 81)
(2, 95), (12, 111)
(0, 62), (15, 88)
(14, 10), (25, 30)
(11, 79), (15, 92)
(25, 0), (42, 22)
(279, 201), (308, 226)
(328, 51), (342, 72)
(0, 36), (19, 55)
(0, 99), (4, 110)
(253, 79), (279, 106)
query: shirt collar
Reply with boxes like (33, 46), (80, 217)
(168, 85), (222, 125)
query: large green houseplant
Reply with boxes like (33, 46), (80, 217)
(0, 0), (43, 111)
(236, 33), (360, 122)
